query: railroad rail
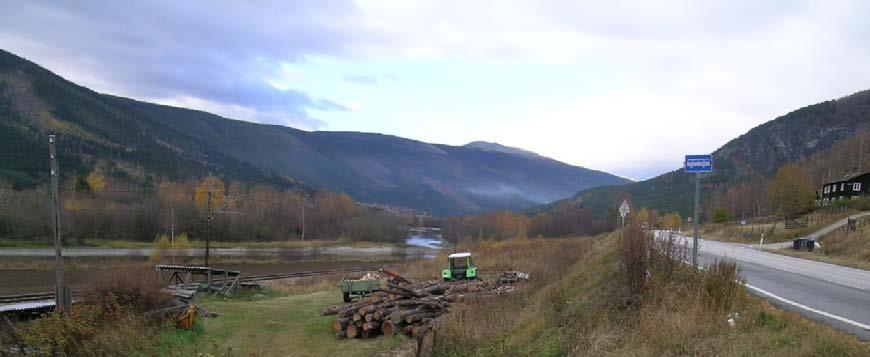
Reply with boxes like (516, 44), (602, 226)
(0, 265), (391, 309)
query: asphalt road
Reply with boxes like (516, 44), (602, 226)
(661, 231), (870, 341)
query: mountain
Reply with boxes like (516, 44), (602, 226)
(551, 89), (870, 218)
(463, 141), (546, 160)
(0, 49), (629, 214)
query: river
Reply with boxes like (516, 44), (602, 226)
(0, 227), (445, 295)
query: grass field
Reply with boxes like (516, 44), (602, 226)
(767, 225), (870, 271)
(13, 232), (864, 356)
(157, 289), (407, 356)
(428, 232), (870, 356)
(702, 209), (856, 244)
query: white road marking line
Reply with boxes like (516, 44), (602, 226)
(675, 257), (870, 331)
(744, 283), (870, 331)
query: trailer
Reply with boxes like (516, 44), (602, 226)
(339, 273), (381, 302)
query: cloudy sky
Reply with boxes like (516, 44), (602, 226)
(1, 1), (869, 180)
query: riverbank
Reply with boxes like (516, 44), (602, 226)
(0, 238), (403, 249)
(0, 258), (400, 296)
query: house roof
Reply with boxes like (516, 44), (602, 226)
(824, 172), (870, 185)
(448, 252), (471, 258)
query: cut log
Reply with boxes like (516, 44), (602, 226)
(324, 273), (524, 339)
(362, 321), (381, 331)
(346, 324), (359, 338)
(387, 284), (424, 298)
(332, 318), (349, 332)
(358, 305), (379, 315)
(382, 320), (396, 337)
(405, 312), (436, 324)
(390, 307), (425, 323)
(401, 325), (414, 335)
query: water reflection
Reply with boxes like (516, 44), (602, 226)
(405, 227), (445, 249)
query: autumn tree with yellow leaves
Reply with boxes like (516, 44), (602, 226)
(767, 164), (815, 218)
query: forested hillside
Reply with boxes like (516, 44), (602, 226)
(553, 90), (870, 219)
(0, 49), (628, 214)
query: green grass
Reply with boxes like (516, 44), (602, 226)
(703, 209), (857, 244)
(430, 232), (870, 356)
(158, 289), (406, 356)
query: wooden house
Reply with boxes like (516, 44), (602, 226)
(817, 172), (870, 206)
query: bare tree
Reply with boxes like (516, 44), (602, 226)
(0, 180), (10, 212)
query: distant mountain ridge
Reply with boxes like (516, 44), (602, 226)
(0, 49), (629, 214)
(463, 141), (547, 160)
(552, 89), (870, 217)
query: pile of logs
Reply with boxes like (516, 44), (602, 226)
(320, 280), (498, 339)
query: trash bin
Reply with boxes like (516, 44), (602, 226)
(793, 238), (807, 251)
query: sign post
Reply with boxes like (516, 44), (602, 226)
(685, 154), (713, 267)
(618, 200), (629, 227)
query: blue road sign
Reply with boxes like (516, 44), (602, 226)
(684, 154), (713, 173)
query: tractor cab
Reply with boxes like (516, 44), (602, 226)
(442, 252), (477, 281)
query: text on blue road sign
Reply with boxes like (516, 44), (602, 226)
(684, 154), (713, 173)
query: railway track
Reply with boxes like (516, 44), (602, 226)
(0, 265), (391, 307)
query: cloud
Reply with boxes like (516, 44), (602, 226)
(0, 0), (366, 129)
(343, 73), (398, 84)
(344, 74), (380, 84)
(1, 1), (869, 180)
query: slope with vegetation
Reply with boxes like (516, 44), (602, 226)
(427, 229), (868, 356)
(554, 90), (870, 220)
(4, 227), (867, 355)
(0, 49), (628, 215)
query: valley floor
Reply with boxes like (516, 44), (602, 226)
(158, 290), (406, 356)
(161, 233), (868, 356)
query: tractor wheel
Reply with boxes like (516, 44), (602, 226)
(342, 292), (351, 303)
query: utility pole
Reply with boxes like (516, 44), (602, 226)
(170, 207), (175, 264)
(205, 178), (213, 267)
(300, 193), (306, 241)
(692, 173), (701, 267)
(618, 200), (629, 229)
(49, 135), (70, 313)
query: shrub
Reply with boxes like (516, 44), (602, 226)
(713, 208), (731, 223)
(85, 265), (172, 314)
(150, 234), (170, 262)
(18, 302), (157, 356)
(620, 224), (647, 298)
(702, 260), (744, 312)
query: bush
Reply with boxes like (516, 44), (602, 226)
(713, 208), (731, 223)
(85, 265), (172, 314)
(620, 224), (647, 299)
(702, 260), (744, 312)
(150, 234), (170, 262)
(18, 302), (156, 356)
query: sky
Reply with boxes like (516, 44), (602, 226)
(1, 1), (869, 180)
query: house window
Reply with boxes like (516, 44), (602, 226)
(855, 183), (862, 191)
(833, 185), (837, 192)
(825, 186), (830, 194)
(841, 183), (845, 191)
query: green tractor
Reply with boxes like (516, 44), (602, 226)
(442, 252), (477, 281)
